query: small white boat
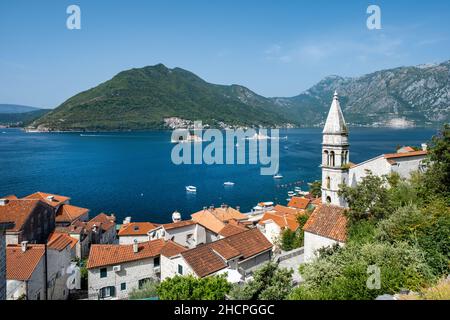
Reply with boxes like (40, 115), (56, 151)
(286, 198), (291, 202)
(273, 174), (283, 179)
(288, 191), (296, 197)
(294, 187), (302, 192)
(224, 182), (235, 186)
(185, 186), (197, 193)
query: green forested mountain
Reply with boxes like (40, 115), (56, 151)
(30, 61), (450, 131)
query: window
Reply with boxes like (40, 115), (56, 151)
(324, 150), (329, 166)
(186, 234), (193, 244)
(100, 268), (107, 278)
(99, 286), (116, 299)
(154, 256), (160, 267)
(326, 176), (331, 189)
(139, 278), (152, 289)
(330, 151), (335, 167)
(121, 283), (126, 291)
(326, 196), (331, 204)
(178, 264), (183, 275)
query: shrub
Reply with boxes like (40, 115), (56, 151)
(157, 274), (231, 300)
(129, 278), (159, 300)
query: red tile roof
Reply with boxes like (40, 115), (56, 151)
(303, 205), (347, 242)
(181, 228), (272, 277)
(0, 199), (52, 232)
(118, 222), (159, 236)
(48, 232), (78, 250)
(384, 150), (427, 160)
(87, 213), (115, 232)
(6, 244), (45, 281)
(23, 192), (70, 208)
(181, 246), (228, 277)
(56, 204), (89, 223)
(258, 211), (300, 232)
(160, 240), (188, 257)
(288, 197), (311, 210)
(191, 206), (246, 234)
(87, 239), (166, 269)
(218, 223), (247, 237)
(162, 220), (196, 230)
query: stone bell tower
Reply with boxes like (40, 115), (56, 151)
(321, 91), (349, 207)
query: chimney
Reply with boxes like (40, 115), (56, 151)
(21, 241), (28, 252)
(110, 213), (116, 222)
(0, 199), (9, 206)
(203, 206), (207, 211)
(172, 211), (181, 223)
(209, 205), (214, 211)
(123, 217), (131, 225)
(133, 240), (139, 254)
(236, 206), (240, 212)
(421, 143), (428, 151)
(46, 195), (54, 201)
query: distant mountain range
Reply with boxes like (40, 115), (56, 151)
(29, 60), (450, 131)
(0, 104), (49, 126)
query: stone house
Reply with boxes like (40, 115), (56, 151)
(87, 239), (185, 300)
(0, 198), (55, 245)
(160, 228), (272, 280)
(46, 233), (76, 300)
(303, 205), (347, 262)
(0, 221), (14, 300)
(6, 243), (46, 300)
(54, 204), (90, 227)
(87, 213), (117, 245)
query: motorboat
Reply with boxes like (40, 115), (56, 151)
(288, 191), (296, 197)
(223, 182), (235, 186)
(185, 186), (197, 193)
(273, 174), (283, 179)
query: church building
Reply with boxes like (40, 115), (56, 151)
(303, 92), (428, 262)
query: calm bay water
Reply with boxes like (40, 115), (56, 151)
(0, 127), (438, 223)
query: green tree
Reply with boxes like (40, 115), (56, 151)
(309, 180), (322, 198)
(290, 242), (435, 300)
(228, 262), (294, 300)
(422, 124), (450, 203)
(338, 170), (394, 224)
(157, 274), (231, 300)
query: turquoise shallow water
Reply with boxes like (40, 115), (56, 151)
(0, 127), (438, 223)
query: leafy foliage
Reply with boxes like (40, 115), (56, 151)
(308, 180), (322, 198)
(291, 125), (450, 300)
(228, 262), (294, 300)
(129, 278), (159, 300)
(157, 274), (231, 300)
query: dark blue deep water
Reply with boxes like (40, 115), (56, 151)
(0, 128), (438, 223)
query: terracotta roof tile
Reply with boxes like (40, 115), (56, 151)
(181, 228), (272, 277)
(384, 150), (427, 159)
(162, 220), (196, 230)
(191, 210), (226, 234)
(87, 213), (115, 232)
(218, 223), (247, 237)
(0, 199), (52, 232)
(181, 246), (228, 277)
(48, 232), (78, 250)
(288, 197), (311, 210)
(87, 239), (166, 269)
(118, 222), (159, 236)
(160, 240), (188, 257)
(23, 192), (70, 208)
(56, 204), (89, 223)
(6, 244), (45, 280)
(303, 205), (347, 242)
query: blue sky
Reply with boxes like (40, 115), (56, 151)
(1, 0), (449, 108)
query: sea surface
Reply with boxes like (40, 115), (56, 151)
(0, 127), (438, 223)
